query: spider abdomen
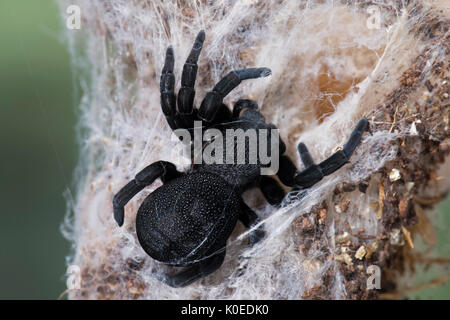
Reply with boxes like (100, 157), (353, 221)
(136, 171), (240, 266)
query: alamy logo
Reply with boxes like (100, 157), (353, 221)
(170, 121), (280, 175)
(66, 5), (81, 30)
(366, 265), (381, 290)
(66, 265), (81, 290)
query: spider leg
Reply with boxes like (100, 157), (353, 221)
(294, 117), (369, 188)
(258, 176), (286, 207)
(239, 202), (265, 247)
(163, 249), (226, 288)
(277, 155), (298, 187)
(113, 161), (182, 227)
(276, 142), (318, 187)
(160, 46), (180, 131)
(276, 118), (368, 189)
(177, 30), (205, 130)
(209, 103), (233, 128)
(198, 68), (271, 124)
(232, 99), (259, 119)
(234, 107), (290, 194)
(297, 142), (315, 167)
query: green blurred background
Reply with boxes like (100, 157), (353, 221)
(0, 0), (448, 299)
(0, 0), (76, 299)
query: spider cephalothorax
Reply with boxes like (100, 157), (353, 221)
(113, 31), (368, 288)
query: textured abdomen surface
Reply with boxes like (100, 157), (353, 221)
(136, 171), (241, 265)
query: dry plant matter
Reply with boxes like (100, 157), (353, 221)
(60, 0), (449, 299)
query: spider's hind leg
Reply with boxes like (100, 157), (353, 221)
(258, 176), (286, 207)
(112, 161), (182, 227)
(293, 117), (369, 188)
(163, 249), (226, 288)
(239, 201), (265, 247)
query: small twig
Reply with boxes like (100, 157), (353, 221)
(389, 106), (399, 133)
(378, 181), (385, 220)
(415, 255), (450, 265)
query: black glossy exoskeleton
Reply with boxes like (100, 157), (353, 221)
(113, 31), (369, 287)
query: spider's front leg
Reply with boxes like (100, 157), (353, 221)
(160, 30), (271, 138)
(198, 68), (271, 125)
(160, 46), (178, 131)
(160, 31), (206, 133)
(177, 30), (205, 130)
(277, 117), (369, 190)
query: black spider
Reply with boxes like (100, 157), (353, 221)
(113, 31), (369, 288)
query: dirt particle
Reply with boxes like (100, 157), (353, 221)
(355, 246), (366, 260)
